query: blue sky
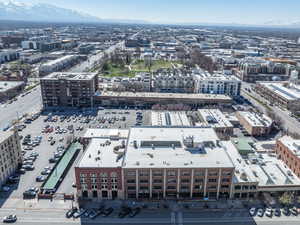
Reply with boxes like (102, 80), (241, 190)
(8, 0), (300, 24)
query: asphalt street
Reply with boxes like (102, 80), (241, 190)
(241, 82), (300, 134)
(0, 208), (300, 225)
(0, 87), (41, 129)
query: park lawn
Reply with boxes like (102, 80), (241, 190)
(131, 59), (174, 72)
(102, 63), (136, 77)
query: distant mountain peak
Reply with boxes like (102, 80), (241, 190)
(0, 0), (101, 23)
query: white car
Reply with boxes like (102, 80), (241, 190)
(265, 208), (273, 217)
(249, 207), (256, 216)
(257, 208), (264, 217)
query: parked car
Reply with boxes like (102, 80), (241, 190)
(129, 207), (141, 217)
(257, 208), (264, 217)
(73, 208), (86, 218)
(23, 190), (36, 198)
(118, 207), (131, 218)
(291, 207), (298, 216)
(102, 207), (114, 217)
(274, 208), (281, 217)
(3, 215), (17, 223)
(66, 207), (77, 218)
(249, 207), (256, 216)
(36, 176), (46, 182)
(282, 207), (290, 216)
(265, 208), (273, 217)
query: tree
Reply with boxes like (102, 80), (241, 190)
(279, 192), (294, 207)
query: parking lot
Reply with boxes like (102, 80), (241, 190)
(0, 108), (151, 200)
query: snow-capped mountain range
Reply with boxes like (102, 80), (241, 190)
(0, 0), (101, 23)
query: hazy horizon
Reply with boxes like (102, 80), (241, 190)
(1, 0), (300, 26)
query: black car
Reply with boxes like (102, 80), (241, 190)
(102, 207), (114, 217)
(118, 207), (131, 218)
(49, 158), (58, 163)
(282, 207), (290, 216)
(66, 207), (77, 218)
(129, 207), (141, 218)
(23, 190), (36, 199)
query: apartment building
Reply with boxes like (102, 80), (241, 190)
(40, 72), (98, 108)
(75, 127), (235, 201)
(193, 71), (241, 96)
(237, 58), (293, 82)
(236, 111), (273, 136)
(39, 55), (80, 76)
(255, 82), (300, 111)
(0, 130), (22, 187)
(0, 50), (20, 63)
(153, 72), (195, 93)
(276, 136), (300, 178)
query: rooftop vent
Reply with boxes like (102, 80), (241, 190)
(133, 140), (137, 149)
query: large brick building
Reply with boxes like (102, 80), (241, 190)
(276, 136), (300, 178)
(75, 127), (236, 201)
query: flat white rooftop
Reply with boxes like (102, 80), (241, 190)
(122, 127), (235, 169)
(151, 111), (191, 127)
(83, 128), (129, 140)
(97, 91), (232, 101)
(41, 72), (97, 81)
(225, 141), (300, 188)
(197, 109), (233, 128)
(42, 55), (76, 67)
(78, 138), (124, 168)
(279, 136), (300, 158)
(259, 82), (300, 101)
(249, 154), (300, 188)
(237, 111), (272, 127)
(0, 81), (24, 93)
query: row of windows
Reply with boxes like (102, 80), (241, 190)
(127, 185), (230, 191)
(126, 170), (232, 177)
(80, 172), (118, 178)
(127, 178), (230, 184)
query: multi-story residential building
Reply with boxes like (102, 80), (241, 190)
(0, 50), (20, 63)
(40, 72), (98, 108)
(193, 71), (241, 96)
(255, 82), (300, 111)
(0, 130), (22, 187)
(39, 55), (80, 76)
(236, 111), (273, 136)
(197, 109), (234, 135)
(237, 58), (294, 82)
(276, 136), (300, 178)
(75, 127), (236, 201)
(153, 72), (195, 93)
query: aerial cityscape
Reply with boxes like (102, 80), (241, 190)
(1, 0), (300, 225)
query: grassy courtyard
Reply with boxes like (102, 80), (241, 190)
(101, 59), (181, 78)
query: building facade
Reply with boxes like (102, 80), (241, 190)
(0, 130), (22, 187)
(236, 111), (273, 136)
(276, 136), (300, 178)
(75, 127), (235, 201)
(255, 82), (300, 111)
(40, 72), (98, 108)
(194, 71), (241, 96)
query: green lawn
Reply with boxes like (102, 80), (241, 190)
(102, 63), (135, 77)
(102, 60), (181, 78)
(131, 59), (175, 72)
